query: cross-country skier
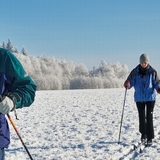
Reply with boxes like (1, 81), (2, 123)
(124, 54), (160, 146)
(0, 48), (36, 159)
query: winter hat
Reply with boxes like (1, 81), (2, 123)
(139, 54), (149, 63)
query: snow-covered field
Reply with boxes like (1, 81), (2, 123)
(5, 88), (160, 160)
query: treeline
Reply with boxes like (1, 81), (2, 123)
(15, 54), (129, 90)
(0, 38), (28, 56)
(1, 39), (129, 90)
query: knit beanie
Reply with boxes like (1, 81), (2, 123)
(139, 54), (149, 63)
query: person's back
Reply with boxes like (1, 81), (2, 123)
(0, 48), (36, 159)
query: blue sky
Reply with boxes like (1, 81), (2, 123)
(1, 0), (160, 73)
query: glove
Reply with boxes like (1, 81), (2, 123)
(157, 88), (160, 94)
(0, 96), (14, 114)
(124, 80), (130, 89)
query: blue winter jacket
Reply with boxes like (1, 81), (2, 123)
(0, 48), (36, 149)
(127, 64), (160, 102)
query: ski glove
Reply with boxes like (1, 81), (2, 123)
(0, 96), (14, 114)
(157, 88), (160, 94)
(124, 80), (130, 89)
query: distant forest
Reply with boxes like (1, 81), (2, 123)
(1, 39), (129, 90)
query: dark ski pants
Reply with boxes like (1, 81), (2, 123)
(136, 101), (155, 141)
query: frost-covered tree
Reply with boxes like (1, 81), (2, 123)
(21, 46), (28, 56)
(2, 41), (5, 49)
(73, 64), (89, 77)
(6, 38), (14, 52)
(14, 47), (18, 53)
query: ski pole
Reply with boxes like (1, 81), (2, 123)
(118, 89), (127, 144)
(7, 114), (34, 160)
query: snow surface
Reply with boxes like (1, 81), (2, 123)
(4, 88), (160, 160)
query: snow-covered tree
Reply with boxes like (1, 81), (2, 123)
(73, 64), (89, 77)
(21, 46), (28, 56)
(14, 47), (18, 53)
(2, 41), (5, 49)
(6, 38), (14, 52)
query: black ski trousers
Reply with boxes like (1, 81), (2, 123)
(136, 101), (155, 141)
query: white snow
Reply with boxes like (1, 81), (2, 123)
(5, 88), (160, 160)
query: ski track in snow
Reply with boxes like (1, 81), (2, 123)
(4, 88), (160, 160)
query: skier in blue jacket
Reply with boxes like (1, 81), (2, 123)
(124, 54), (160, 146)
(0, 48), (36, 159)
